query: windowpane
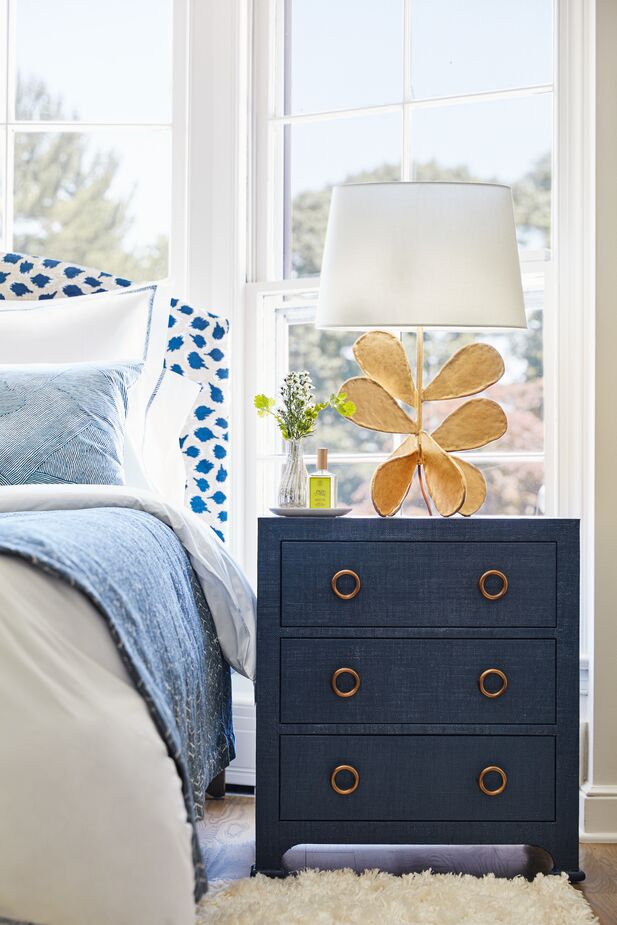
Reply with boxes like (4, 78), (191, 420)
(411, 0), (553, 99)
(258, 458), (381, 516)
(287, 318), (394, 454)
(288, 113), (401, 277)
(15, 0), (172, 123)
(402, 291), (544, 455)
(13, 129), (171, 280)
(328, 461), (382, 514)
(404, 460), (544, 516)
(411, 94), (552, 249)
(261, 0), (554, 523)
(478, 460), (544, 515)
(286, 0), (403, 115)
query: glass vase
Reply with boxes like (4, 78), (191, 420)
(278, 439), (308, 508)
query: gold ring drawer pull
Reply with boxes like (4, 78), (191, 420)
(478, 668), (508, 699)
(331, 569), (361, 600)
(478, 765), (508, 796)
(330, 764), (360, 796)
(478, 569), (509, 601)
(331, 667), (361, 698)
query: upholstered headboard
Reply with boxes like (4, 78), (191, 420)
(0, 252), (229, 541)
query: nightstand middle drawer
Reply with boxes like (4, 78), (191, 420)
(280, 638), (556, 725)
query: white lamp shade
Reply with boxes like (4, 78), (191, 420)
(316, 182), (526, 330)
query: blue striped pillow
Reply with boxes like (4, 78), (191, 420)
(0, 361), (141, 486)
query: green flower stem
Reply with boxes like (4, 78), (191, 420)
(254, 371), (355, 442)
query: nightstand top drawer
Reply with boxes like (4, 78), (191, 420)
(281, 541), (556, 628)
(280, 638), (556, 726)
(280, 734), (555, 823)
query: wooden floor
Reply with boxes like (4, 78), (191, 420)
(204, 796), (617, 923)
(577, 844), (617, 925)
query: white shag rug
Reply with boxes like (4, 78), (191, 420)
(196, 869), (597, 925)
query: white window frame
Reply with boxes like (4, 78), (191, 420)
(246, 1), (555, 571)
(0, 0), (250, 566)
(252, 0), (554, 281)
(183, 0), (250, 565)
(0, 0), (190, 293)
(240, 0), (595, 686)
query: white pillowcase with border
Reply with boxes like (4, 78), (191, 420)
(0, 285), (156, 362)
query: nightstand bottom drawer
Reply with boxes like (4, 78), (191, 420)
(280, 735), (555, 823)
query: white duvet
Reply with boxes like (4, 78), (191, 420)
(0, 484), (256, 925)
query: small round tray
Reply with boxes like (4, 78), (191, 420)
(269, 507), (352, 518)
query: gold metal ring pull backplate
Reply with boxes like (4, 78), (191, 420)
(479, 569), (509, 601)
(331, 569), (361, 600)
(330, 764), (360, 795)
(331, 667), (361, 698)
(478, 765), (508, 796)
(479, 668), (508, 699)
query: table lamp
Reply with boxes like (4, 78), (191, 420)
(316, 182), (527, 517)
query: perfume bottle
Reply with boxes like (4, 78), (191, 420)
(309, 448), (337, 509)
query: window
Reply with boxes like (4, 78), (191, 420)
(0, 0), (176, 282)
(251, 0), (553, 521)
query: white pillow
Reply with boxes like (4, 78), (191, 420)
(0, 285), (156, 363)
(142, 369), (201, 505)
(0, 284), (168, 448)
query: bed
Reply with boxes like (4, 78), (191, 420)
(0, 254), (256, 925)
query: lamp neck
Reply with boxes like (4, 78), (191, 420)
(416, 326), (424, 435)
(415, 325), (432, 515)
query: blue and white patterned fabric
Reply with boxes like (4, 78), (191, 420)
(0, 362), (141, 486)
(0, 505), (234, 900)
(0, 252), (230, 541)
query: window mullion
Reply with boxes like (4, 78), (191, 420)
(5, 0), (15, 123)
(272, 84), (553, 127)
(1, 0), (10, 249)
(402, 0), (412, 180)
(169, 0), (190, 293)
(402, 103), (412, 181)
(403, 0), (412, 102)
(0, 0), (7, 123)
(4, 124), (14, 250)
(9, 122), (172, 132)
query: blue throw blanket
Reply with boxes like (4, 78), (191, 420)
(0, 507), (234, 901)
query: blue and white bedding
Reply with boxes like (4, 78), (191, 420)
(0, 485), (256, 925)
(0, 484), (256, 678)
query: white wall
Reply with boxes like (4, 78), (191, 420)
(580, 0), (617, 840)
(185, 0), (249, 567)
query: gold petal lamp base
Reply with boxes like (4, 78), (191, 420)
(340, 328), (508, 518)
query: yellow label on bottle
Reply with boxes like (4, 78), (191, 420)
(309, 476), (331, 509)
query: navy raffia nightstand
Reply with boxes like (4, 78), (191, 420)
(254, 516), (582, 881)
